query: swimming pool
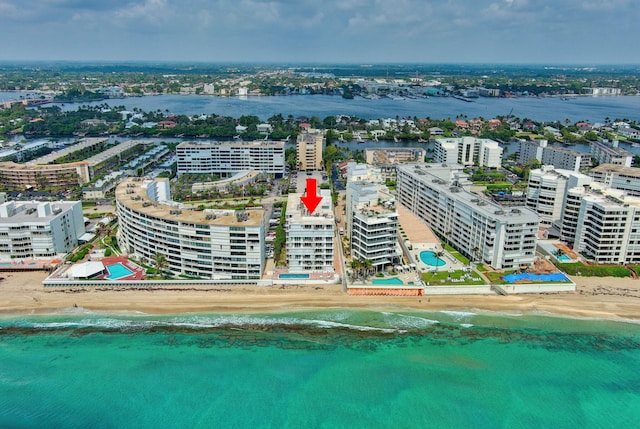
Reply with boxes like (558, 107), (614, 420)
(106, 263), (134, 280)
(372, 277), (404, 285)
(557, 254), (572, 262)
(419, 251), (446, 267)
(278, 273), (310, 279)
(502, 273), (570, 283)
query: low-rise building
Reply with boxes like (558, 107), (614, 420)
(590, 140), (632, 167)
(0, 200), (84, 259)
(518, 139), (590, 172)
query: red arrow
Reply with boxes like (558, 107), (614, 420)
(301, 178), (322, 214)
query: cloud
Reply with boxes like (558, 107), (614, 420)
(0, 0), (638, 62)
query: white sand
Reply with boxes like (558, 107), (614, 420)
(1, 271), (639, 321)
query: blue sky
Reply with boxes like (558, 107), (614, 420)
(1, 0), (639, 64)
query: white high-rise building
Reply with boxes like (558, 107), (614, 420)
(396, 164), (539, 269)
(433, 137), (503, 168)
(116, 178), (265, 280)
(176, 141), (285, 177)
(0, 201), (84, 259)
(590, 164), (640, 196)
(526, 166), (592, 227)
(346, 180), (400, 271)
(561, 183), (640, 264)
(285, 190), (334, 272)
(590, 140), (632, 167)
(518, 139), (590, 172)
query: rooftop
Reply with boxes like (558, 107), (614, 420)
(116, 177), (264, 227)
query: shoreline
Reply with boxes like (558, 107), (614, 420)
(1, 272), (640, 323)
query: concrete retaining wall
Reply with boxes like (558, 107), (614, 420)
(492, 282), (576, 294)
(424, 285), (493, 295)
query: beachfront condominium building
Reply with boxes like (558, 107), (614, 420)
(526, 166), (592, 227)
(590, 164), (640, 196)
(0, 200), (84, 259)
(176, 140), (285, 177)
(346, 180), (400, 271)
(518, 140), (590, 172)
(296, 129), (324, 171)
(116, 178), (265, 280)
(590, 140), (632, 167)
(285, 190), (334, 272)
(396, 164), (539, 269)
(560, 183), (640, 264)
(433, 137), (502, 168)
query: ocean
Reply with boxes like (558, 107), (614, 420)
(1, 309), (639, 428)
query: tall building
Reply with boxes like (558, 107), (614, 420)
(0, 200), (84, 259)
(296, 129), (324, 171)
(364, 148), (426, 165)
(590, 164), (640, 196)
(518, 139), (590, 172)
(561, 183), (640, 264)
(590, 140), (632, 167)
(116, 178), (265, 280)
(285, 190), (334, 272)
(433, 137), (503, 168)
(176, 141), (285, 177)
(396, 164), (539, 269)
(346, 180), (400, 271)
(526, 166), (592, 227)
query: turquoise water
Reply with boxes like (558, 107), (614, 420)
(420, 250), (446, 267)
(503, 272), (570, 283)
(1, 310), (639, 428)
(372, 277), (404, 285)
(279, 273), (310, 279)
(557, 254), (573, 262)
(106, 262), (134, 280)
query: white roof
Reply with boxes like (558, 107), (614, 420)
(70, 261), (104, 278)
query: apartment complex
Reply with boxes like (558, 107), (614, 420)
(116, 178), (265, 280)
(396, 164), (539, 269)
(590, 164), (640, 196)
(296, 129), (324, 171)
(285, 190), (334, 272)
(590, 140), (632, 167)
(364, 148), (426, 165)
(346, 180), (400, 271)
(526, 166), (592, 227)
(433, 137), (502, 168)
(0, 138), (150, 189)
(518, 139), (590, 172)
(176, 140), (285, 177)
(560, 183), (640, 264)
(0, 200), (84, 259)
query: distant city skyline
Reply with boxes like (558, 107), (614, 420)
(0, 0), (639, 64)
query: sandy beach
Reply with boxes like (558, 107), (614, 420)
(1, 271), (639, 321)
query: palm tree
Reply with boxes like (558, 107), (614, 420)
(154, 252), (168, 279)
(362, 259), (373, 278)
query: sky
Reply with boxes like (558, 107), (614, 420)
(0, 0), (639, 64)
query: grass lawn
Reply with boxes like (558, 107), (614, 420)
(443, 244), (470, 265)
(422, 269), (485, 285)
(556, 262), (631, 277)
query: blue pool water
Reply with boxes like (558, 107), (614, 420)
(503, 273), (570, 283)
(372, 277), (404, 285)
(419, 251), (446, 267)
(557, 254), (572, 262)
(106, 263), (134, 280)
(279, 273), (310, 279)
